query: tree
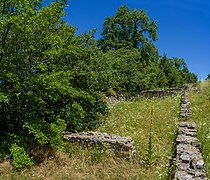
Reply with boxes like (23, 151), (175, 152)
(158, 55), (197, 87)
(206, 74), (210, 80)
(0, 0), (107, 168)
(98, 5), (158, 51)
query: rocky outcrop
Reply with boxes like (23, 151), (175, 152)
(174, 122), (207, 180)
(180, 91), (192, 118)
(63, 131), (136, 156)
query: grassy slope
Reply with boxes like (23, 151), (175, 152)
(190, 80), (210, 178)
(98, 96), (181, 179)
(0, 81), (209, 179)
(0, 96), (180, 180)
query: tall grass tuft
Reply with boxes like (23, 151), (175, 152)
(147, 97), (155, 166)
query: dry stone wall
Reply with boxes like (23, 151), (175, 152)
(63, 131), (136, 156)
(106, 94), (131, 105)
(140, 86), (187, 98)
(174, 88), (207, 179)
(174, 122), (207, 180)
(180, 92), (192, 118)
(106, 86), (188, 105)
(63, 84), (207, 179)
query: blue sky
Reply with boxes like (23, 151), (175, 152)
(54, 0), (210, 80)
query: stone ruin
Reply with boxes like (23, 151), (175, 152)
(190, 84), (200, 93)
(140, 86), (187, 98)
(63, 84), (207, 179)
(106, 94), (131, 105)
(106, 86), (188, 105)
(180, 91), (192, 118)
(174, 122), (207, 180)
(63, 131), (136, 157)
(174, 88), (207, 179)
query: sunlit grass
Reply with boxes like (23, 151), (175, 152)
(98, 96), (180, 179)
(190, 80), (210, 178)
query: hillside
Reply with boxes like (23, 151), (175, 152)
(0, 81), (209, 179)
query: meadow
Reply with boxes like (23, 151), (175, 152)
(0, 81), (209, 180)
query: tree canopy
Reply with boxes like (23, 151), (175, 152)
(98, 5), (158, 51)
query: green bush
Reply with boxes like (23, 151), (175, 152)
(10, 144), (34, 169)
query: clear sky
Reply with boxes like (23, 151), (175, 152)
(53, 0), (210, 80)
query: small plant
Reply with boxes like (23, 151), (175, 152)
(147, 97), (156, 166)
(10, 144), (34, 169)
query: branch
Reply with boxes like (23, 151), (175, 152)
(0, 23), (12, 48)
(0, 29), (22, 64)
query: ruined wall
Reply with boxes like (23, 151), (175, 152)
(63, 131), (136, 156)
(180, 91), (192, 118)
(174, 122), (206, 179)
(106, 86), (188, 105)
(106, 94), (131, 105)
(63, 85), (207, 179)
(174, 90), (207, 179)
(140, 86), (187, 98)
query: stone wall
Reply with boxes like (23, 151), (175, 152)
(106, 86), (188, 105)
(105, 85), (200, 105)
(174, 87), (207, 179)
(174, 122), (207, 179)
(180, 91), (192, 118)
(106, 94), (131, 105)
(63, 131), (136, 156)
(140, 86), (187, 98)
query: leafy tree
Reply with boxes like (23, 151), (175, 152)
(0, 0), (107, 167)
(89, 48), (161, 94)
(98, 5), (158, 51)
(206, 74), (210, 80)
(159, 55), (197, 87)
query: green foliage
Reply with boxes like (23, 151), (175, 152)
(10, 144), (34, 169)
(0, 0), (108, 166)
(159, 55), (197, 87)
(82, 46), (197, 95)
(98, 5), (158, 51)
(0, 92), (8, 103)
(94, 5), (197, 94)
(206, 74), (210, 80)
